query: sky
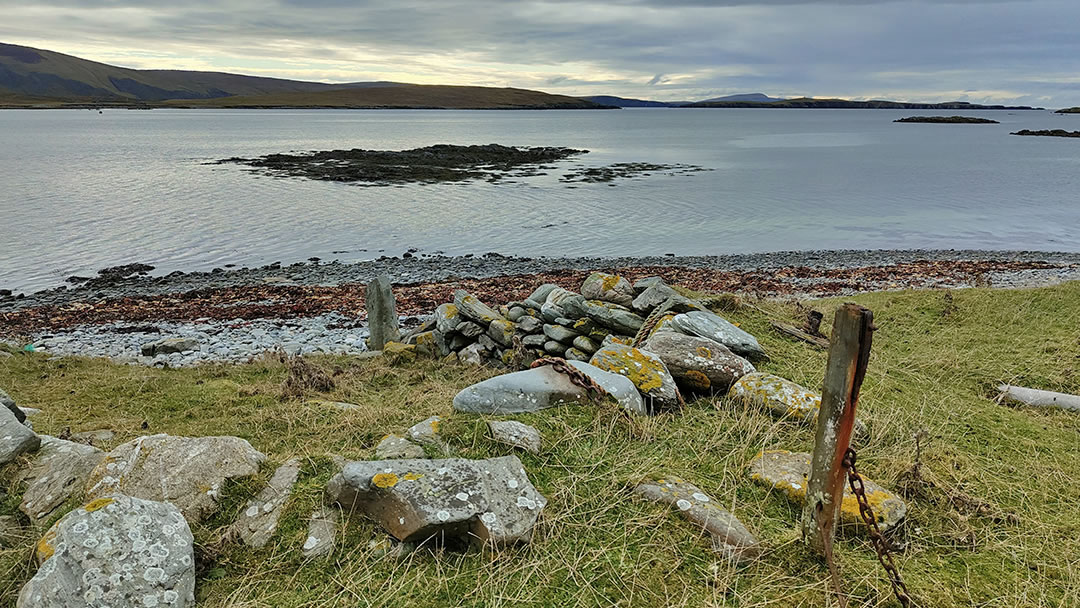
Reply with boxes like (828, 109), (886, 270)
(2, 0), (1079, 106)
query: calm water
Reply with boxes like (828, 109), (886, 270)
(2, 108), (1078, 293)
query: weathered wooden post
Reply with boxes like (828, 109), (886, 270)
(365, 274), (400, 350)
(801, 303), (875, 553)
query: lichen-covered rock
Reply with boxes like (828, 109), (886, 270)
(581, 272), (635, 307)
(568, 317), (610, 342)
(632, 276), (666, 293)
(631, 284), (704, 315)
(376, 434), (426, 459)
(453, 367), (592, 413)
(1, 406), (39, 465)
(328, 455), (546, 546)
(85, 434), (265, 523)
(544, 340), (568, 355)
(572, 335), (599, 354)
(433, 303), (462, 335)
(727, 373), (868, 440)
(457, 321), (484, 338)
(564, 347), (590, 362)
(412, 331), (449, 358)
(562, 297), (646, 336)
(302, 506), (338, 558)
(528, 284), (561, 305)
(507, 307), (527, 322)
(366, 274), (400, 350)
(19, 494), (195, 608)
(458, 343), (486, 366)
(748, 450), (907, 532)
(488, 320), (515, 347)
(565, 361), (647, 415)
(517, 316), (543, 334)
(588, 344), (680, 411)
(670, 311), (768, 362)
(453, 290), (505, 325)
(635, 477), (761, 562)
(488, 421), (541, 454)
(229, 458), (300, 548)
(543, 324), (579, 343)
(20, 436), (104, 521)
(644, 332), (754, 393)
(2, 387), (25, 423)
(406, 416), (443, 446)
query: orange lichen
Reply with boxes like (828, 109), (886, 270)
(83, 497), (114, 512)
(594, 347), (666, 392)
(36, 527), (58, 562)
(683, 370), (711, 390)
(373, 473), (399, 488)
(600, 274), (622, 291)
(402, 472), (423, 481)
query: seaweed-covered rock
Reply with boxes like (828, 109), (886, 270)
(20, 494), (195, 608)
(85, 434), (265, 523)
(635, 477), (761, 562)
(670, 311), (768, 362)
(588, 344), (680, 411)
(644, 332), (754, 393)
(748, 450), (906, 532)
(581, 272), (635, 307)
(327, 455), (546, 546)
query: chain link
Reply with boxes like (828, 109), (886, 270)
(530, 357), (609, 402)
(842, 448), (913, 607)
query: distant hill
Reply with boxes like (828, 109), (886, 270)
(582, 95), (689, 108)
(0, 42), (611, 109)
(699, 93), (785, 103)
(1055, 107), (1080, 114)
(686, 97), (1042, 110)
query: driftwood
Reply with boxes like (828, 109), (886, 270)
(770, 320), (830, 349)
(998, 384), (1080, 412)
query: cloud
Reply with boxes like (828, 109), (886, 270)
(1, 0), (1078, 105)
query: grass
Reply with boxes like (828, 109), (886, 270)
(2, 283), (1079, 607)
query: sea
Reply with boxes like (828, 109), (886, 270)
(1, 107), (1078, 293)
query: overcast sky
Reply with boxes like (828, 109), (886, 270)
(3, 0), (1079, 105)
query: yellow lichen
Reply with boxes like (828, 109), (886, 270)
(683, 370), (711, 390)
(695, 345), (713, 358)
(83, 497), (114, 512)
(841, 489), (893, 522)
(372, 473), (399, 488)
(594, 347), (666, 392)
(442, 304), (458, 318)
(429, 419), (441, 433)
(402, 472), (423, 481)
(36, 527), (58, 562)
(600, 274), (621, 291)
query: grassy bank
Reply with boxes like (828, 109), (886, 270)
(2, 284), (1079, 607)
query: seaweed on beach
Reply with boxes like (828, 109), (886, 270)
(214, 144), (588, 185)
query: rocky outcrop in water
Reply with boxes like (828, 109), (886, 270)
(893, 116), (998, 124)
(1011, 129), (1080, 138)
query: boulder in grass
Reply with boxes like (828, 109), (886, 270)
(588, 344), (680, 411)
(581, 272), (636, 307)
(1, 406), (39, 465)
(635, 477), (761, 562)
(406, 416), (444, 446)
(644, 332), (754, 393)
(728, 373), (868, 441)
(229, 458), (301, 548)
(327, 455), (546, 547)
(375, 434), (426, 459)
(20, 494), (195, 608)
(453, 290), (505, 325)
(85, 434), (265, 524)
(20, 436), (104, 522)
(488, 421), (542, 455)
(748, 450), (907, 533)
(670, 310), (768, 362)
(302, 506), (338, 558)
(453, 366), (590, 414)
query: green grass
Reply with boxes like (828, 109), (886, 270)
(2, 284), (1079, 607)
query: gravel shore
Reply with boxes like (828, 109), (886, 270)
(3, 249), (1078, 367)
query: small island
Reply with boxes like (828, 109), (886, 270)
(1055, 107), (1080, 114)
(893, 116), (999, 124)
(1010, 129), (1080, 138)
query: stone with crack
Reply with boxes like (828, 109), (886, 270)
(20, 435), (105, 521)
(84, 434), (265, 523)
(327, 455), (546, 547)
(635, 477), (761, 562)
(229, 458), (301, 548)
(19, 494), (195, 608)
(644, 332), (754, 393)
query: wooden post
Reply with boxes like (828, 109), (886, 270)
(801, 303), (875, 553)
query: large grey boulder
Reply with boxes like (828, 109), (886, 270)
(1, 387), (25, 423)
(453, 290), (505, 325)
(644, 332), (754, 393)
(228, 458), (301, 548)
(1, 406), (39, 465)
(588, 344), (680, 411)
(580, 272), (635, 308)
(565, 360), (647, 415)
(366, 274), (400, 350)
(19, 494), (195, 608)
(85, 434), (265, 523)
(562, 296), (645, 336)
(749, 450), (906, 532)
(670, 311), (768, 362)
(635, 477), (761, 562)
(328, 455), (546, 546)
(20, 436), (105, 521)
(453, 366), (593, 414)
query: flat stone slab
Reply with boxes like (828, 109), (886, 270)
(328, 455), (546, 547)
(562, 296), (646, 336)
(729, 373), (867, 440)
(141, 337), (200, 357)
(565, 360), (647, 415)
(488, 421), (542, 454)
(302, 506), (339, 558)
(644, 332), (755, 393)
(588, 343), (680, 411)
(20, 435), (105, 521)
(635, 477), (762, 562)
(376, 434), (426, 459)
(1, 406), (39, 465)
(454, 289), (505, 325)
(453, 366), (592, 414)
(748, 450), (906, 532)
(229, 458), (301, 548)
(21, 494), (195, 608)
(85, 434), (266, 523)
(406, 416), (444, 446)
(670, 311), (768, 362)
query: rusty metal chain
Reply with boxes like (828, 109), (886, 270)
(530, 357), (608, 402)
(843, 448), (913, 607)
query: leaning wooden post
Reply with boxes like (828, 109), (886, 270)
(801, 303), (875, 553)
